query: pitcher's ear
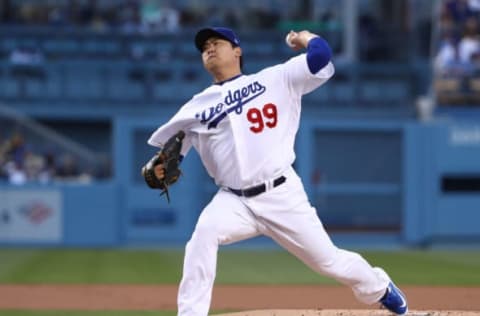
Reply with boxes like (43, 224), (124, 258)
(235, 46), (242, 58)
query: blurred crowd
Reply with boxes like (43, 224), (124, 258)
(0, 131), (103, 185)
(0, 0), (181, 33)
(0, 0), (323, 33)
(434, 0), (480, 105)
(435, 0), (480, 75)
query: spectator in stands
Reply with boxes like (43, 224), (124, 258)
(24, 151), (45, 182)
(38, 151), (56, 184)
(0, 133), (8, 163)
(435, 31), (460, 75)
(56, 153), (81, 180)
(0, 133), (9, 180)
(118, 1), (142, 34)
(158, 1), (180, 33)
(140, 0), (161, 29)
(468, 0), (480, 12)
(9, 46), (44, 66)
(458, 16), (480, 69)
(435, 0), (480, 75)
(0, 132), (37, 184)
(0, 129), (101, 184)
(439, 3), (459, 39)
(140, 0), (179, 33)
(4, 160), (27, 185)
(446, 0), (477, 23)
(435, 0), (480, 105)
(4, 132), (26, 170)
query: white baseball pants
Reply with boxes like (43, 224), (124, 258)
(177, 167), (390, 316)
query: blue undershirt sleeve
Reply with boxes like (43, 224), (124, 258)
(306, 37), (332, 74)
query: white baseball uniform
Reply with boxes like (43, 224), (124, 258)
(148, 54), (390, 316)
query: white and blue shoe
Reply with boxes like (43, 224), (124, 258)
(380, 281), (408, 315)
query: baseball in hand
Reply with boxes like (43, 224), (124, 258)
(285, 32), (296, 48)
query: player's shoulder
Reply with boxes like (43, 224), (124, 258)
(191, 86), (211, 99)
(256, 63), (284, 75)
(253, 54), (306, 76)
(242, 65), (280, 83)
(184, 85), (220, 108)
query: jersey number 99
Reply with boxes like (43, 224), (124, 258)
(246, 103), (278, 133)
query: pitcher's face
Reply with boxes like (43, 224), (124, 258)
(201, 37), (241, 73)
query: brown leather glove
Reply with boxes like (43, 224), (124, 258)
(141, 130), (185, 202)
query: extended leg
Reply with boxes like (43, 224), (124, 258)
(250, 170), (390, 305)
(177, 190), (259, 316)
(261, 202), (389, 304)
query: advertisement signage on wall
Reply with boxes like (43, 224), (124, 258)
(449, 126), (480, 147)
(0, 190), (62, 242)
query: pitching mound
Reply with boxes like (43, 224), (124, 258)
(215, 309), (480, 316)
(1, 285), (479, 314)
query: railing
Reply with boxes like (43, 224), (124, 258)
(0, 60), (427, 114)
(0, 27), (430, 118)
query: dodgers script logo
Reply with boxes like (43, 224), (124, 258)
(195, 81), (266, 129)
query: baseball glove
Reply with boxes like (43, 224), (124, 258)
(141, 130), (185, 202)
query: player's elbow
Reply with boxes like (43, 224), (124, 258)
(147, 138), (161, 148)
(306, 37), (332, 74)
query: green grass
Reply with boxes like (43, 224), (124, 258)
(0, 248), (480, 285)
(0, 249), (182, 283)
(363, 251), (480, 285)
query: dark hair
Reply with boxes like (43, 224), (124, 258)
(231, 43), (243, 70)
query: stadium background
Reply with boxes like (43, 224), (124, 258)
(0, 0), (479, 315)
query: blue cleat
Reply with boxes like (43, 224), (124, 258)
(380, 281), (408, 315)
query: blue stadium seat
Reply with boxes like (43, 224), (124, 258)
(82, 39), (121, 58)
(43, 40), (80, 58)
(63, 62), (104, 99)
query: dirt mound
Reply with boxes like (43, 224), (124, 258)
(215, 309), (480, 316)
(0, 285), (479, 313)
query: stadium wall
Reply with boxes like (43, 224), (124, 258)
(1, 118), (480, 247)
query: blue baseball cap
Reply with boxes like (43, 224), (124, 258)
(195, 27), (241, 52)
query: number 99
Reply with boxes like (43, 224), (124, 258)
(246, 103), (278, 133)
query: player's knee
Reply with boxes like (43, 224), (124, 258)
(190, 220), (222, 244)
(318, 249), (364, 277)
(312, 247), (340, 268)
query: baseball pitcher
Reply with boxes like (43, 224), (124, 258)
(142, 27), (408, 316)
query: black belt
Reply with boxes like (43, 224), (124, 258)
(229, 176), (286, 198)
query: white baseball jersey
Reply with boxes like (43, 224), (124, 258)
(151, 51), (395, 316)
(148, 54), (334, 189)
